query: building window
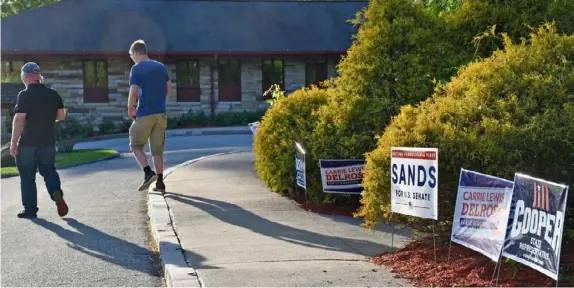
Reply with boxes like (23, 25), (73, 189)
(83, 60), (108, 103)
(305, 59), (328, 87)
(262, 58), (284, 99)
(2, 61), (26, 83)
(176, 60), (200, 102)
(218, 59), (241, 102)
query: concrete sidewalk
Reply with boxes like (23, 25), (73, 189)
(160, 152), (411, 287)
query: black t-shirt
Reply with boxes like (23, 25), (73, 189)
(14, 84), (64, 146)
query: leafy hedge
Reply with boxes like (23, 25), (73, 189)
(253, 86), (330, 201)
(253, 0), (574, 210)
(442, 0), (574, 63)
(298, 0), (455, 203)
(357, 24), (574, 232)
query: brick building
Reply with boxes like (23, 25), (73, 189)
(1, 0), (365, 127)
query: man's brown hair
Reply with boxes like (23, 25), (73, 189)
(130, 39), (147, 55)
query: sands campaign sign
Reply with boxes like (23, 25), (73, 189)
(390, 147), (438, 220)
(502, 174), (569, 280)
(450, 169), (514, 262)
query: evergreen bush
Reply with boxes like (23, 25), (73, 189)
(253, 86), (330, 201)
(357, 24), (574, 234)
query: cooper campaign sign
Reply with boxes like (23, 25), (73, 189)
(451, 169), (514, 261)
(319, 159), (365, 194)
(295, 142), (306, 189)
(390, 147), (438, 220)
(502, 174), (569, 280)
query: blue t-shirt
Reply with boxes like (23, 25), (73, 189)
(129, 60), (170, 117)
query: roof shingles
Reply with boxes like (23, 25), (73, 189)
(1, 0), (367, 53)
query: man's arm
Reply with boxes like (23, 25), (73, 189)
(11, 114), (26, 146)
(166, 80), (172, 99)
(128, 66), (140, 120)
(165, 66), (172, 99)
(56, 109), (66, 121)
(10, 92), (28, 155)
(128, 85), (139, 120)
(56, 92), (66, 121)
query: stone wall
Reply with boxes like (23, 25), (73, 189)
(2, 56), (340, 129)
(1, 109), (9, 144)
(0, 83), (25, 104)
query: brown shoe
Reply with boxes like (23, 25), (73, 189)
(52, 189), (69, 217)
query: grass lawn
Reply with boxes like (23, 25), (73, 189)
(1, 149), (118, 177)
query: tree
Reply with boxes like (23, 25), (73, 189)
(1, 0), (60, 17)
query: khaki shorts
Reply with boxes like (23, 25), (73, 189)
(129, 113), (167, 156)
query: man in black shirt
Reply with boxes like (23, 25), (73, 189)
(10, 62), (69, 218)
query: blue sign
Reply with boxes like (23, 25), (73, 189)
(451, 169), (514, 262)
(295, 142), (306, 189)
(502, 173), (569, 280)
(319, 159), (365, 194)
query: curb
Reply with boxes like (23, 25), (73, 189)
(0, 152), (122, 179)
(78, 126), (252, 144)
(147, 150), (251, 288)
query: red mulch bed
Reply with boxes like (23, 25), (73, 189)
(297, 202), (358, 217)
(371, 237), (574, 287)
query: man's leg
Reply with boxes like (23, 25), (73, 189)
(15, 146), (39, 218)
(129, 115), (158, 191)
(150, 114), (167, 192)
(37, 145), (68, 217)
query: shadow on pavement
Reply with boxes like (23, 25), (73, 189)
(61, 148), (248, 177)
(164, 192), (398, 268)
(317, 214), (413, 238)
(30, 218), (160, 277)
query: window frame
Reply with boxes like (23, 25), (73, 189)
(218, 59), (242, 102)
(305, 58), (328, 87)
(262, 58), (285, 99)
(175, 60), (201, 102)
(83, 60), (109, 103)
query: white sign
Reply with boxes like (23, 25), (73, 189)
(319, 159), (365, 194)
(390, 147), (438, 220)
(451, 169), (514, 261)
(248, 121), (260, 135)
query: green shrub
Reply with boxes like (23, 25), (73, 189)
(55, 116), (93, 152)
(264, 84), (287, 107)
(358, 24), (574, 234)
(98, 119), (116, 134)
(254, 86), (330, 201)
(214, 109), (266, 127)
(307, 0), (455, 203)
(180, 109), (210, 126)
(167, 109), (211, 128)
(441, 0), (574, 63)
(166, 109), (265, 129)
(117, 118), (132, 133)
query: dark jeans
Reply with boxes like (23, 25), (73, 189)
(16, 145), (62, 213)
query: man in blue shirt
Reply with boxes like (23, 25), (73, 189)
(127, 39), (172, 192)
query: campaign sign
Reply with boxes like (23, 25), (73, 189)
(248, 121), (260, 135)
(390, 147), (438, 220)
(451, 169), (514, 262)
(319, 159), (365, 194)
(295, 142), (306, 189)
(502, 174), (569, 280)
